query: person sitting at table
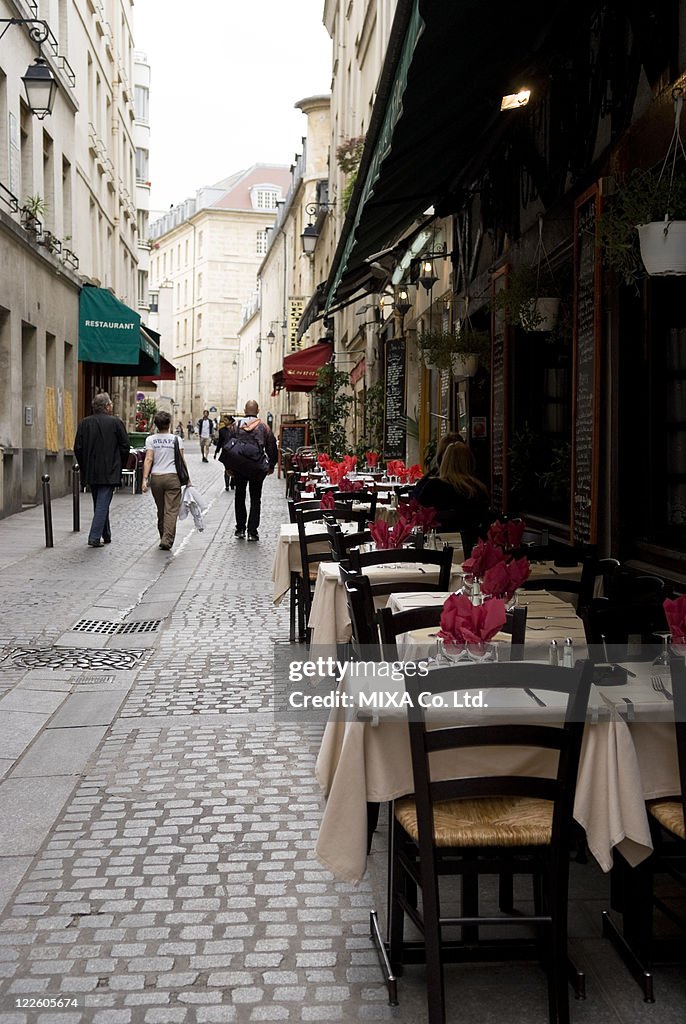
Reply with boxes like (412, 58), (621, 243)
(413, 431), (464, 502)
(416, 441), (490, 555)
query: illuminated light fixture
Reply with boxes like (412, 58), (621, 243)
(418, 258), (438, 293)
(500, 88), (531, 111)
(393, 284), (414, 319)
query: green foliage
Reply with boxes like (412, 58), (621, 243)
(311, 364), (354, 460)
(341, 170), (358, 213)
(536, 441), (572, 501)
(423, 438), (437, 470)
(493, 266), (558, 331)
(335, 136), (366, 173)
(136, 397), (158, 424)
(22, 194), (47, 217)
(416, 327), (490, 372)
(598, 167), (686, 286)
(508, 425), (571, 515)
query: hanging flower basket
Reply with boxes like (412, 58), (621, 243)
(637, 220), (686, 276)
(519, 296), (560, 332)
(451, 353), (480, 378)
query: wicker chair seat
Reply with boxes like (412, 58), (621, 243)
(648, 798), (686, 840)
(395, 794), (554, 847)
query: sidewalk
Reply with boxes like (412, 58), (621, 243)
(0, 456), (684, 1021)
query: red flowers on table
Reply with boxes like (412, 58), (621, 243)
(319, 490), (335, 510)
(438, 593), (507, 645)
(462, 539), (507, 577)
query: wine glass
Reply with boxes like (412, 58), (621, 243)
(652, 631), (672, 667)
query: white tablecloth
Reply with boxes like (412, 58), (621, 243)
(314, 665), (679, 884)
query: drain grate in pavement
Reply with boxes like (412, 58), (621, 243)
(9, 647), (148, 670)
(72, 619), (162, 635)
(75, 674), (116, 685)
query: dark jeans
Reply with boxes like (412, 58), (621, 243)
(234, 475), (264, 534)
(89, 484), (115, 543)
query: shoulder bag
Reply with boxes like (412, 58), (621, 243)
(174, 436), (190, 485)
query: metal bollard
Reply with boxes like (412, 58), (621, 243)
(72, 464), (80, 532)
(41, 474), (54, 548)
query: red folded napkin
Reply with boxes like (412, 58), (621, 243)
(319, 491), (335, 510)
(482, 555), (530, 599)
(663, 596), (686, 643)
(438, 593), (507, 645)
(462, 539), (506, 577)
(397, 498), (440, 532)
(365, 451), (379, 468)
(487, 518), (526, 550)
(369, 518), (414, 550)
(338, 476), (365, 492)
(408, 463), (424, 483)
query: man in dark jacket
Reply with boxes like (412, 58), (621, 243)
(74, 392), (130, 547)
(232, 400), (278, 541)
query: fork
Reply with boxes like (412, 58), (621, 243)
(651, 675), (673, 700)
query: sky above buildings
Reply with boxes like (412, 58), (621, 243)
(134, 0), (332, 213)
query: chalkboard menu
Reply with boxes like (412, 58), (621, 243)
(279, 422), (309, 454)
(383, 338), (406, 460)
(571, 186), (601, 545)
(490, 267), (509, 513)
(439, 369), (450, 430)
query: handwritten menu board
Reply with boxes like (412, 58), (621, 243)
(490, 267), (509, 513)
(571, 186), (601, 545)
(439, 369), (450, 432)
(279, 422), (308, 453)
(383, 338), (406, 460)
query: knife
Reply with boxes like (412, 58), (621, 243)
(524, 688), (547, 708)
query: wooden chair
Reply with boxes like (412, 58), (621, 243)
(521, 556), (619, 617)
(325, 521), (371, 562)
(348, 544), (454, 590)
(295, 508), (336, 635)
(601, 657), (686, 1000)
(341, 571), (381, 658)
(376, 604), (528, 661)
(287, 497), (322, 523)
(335, 489), (378, 517)
(375, 660), (594, 1024)
(584, 571), (666, 646)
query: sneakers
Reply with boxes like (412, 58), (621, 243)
(235, 528), (246, 539)
(159, 543), (171, 550)
(247, 532), (259, 542)
(87, 540), (104, 547)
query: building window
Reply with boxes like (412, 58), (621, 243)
(184, 239), (189, 265)
(197, 272), (203, 297)
(197, 312), (202, 340)
(252, 187), (280, 210)
(134, 85), (149, 123)
(256, 230), (268, 255)
(198, 230), (203, 256)
(135, 147), (149, 183)
(137, 270), (147, 309)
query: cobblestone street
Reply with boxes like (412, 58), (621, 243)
(0, 446), (684, 1023)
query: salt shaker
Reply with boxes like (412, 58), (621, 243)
(562, 637), (574, 668)
(470, 579), (483, 606)
(548, 639), (559, 666)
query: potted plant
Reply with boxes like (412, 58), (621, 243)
(20, 194), (47, 236)
(493, 266), (560, 332)
(599, 166), (686, 285)
(416, 325), (490, 374)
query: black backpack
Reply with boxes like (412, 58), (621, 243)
(219, 428), (269, 481)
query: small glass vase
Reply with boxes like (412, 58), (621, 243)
(438, 638), (499, 664)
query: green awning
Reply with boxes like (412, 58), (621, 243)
(325, 0), (580, 308)
(79, 286), (160, 375)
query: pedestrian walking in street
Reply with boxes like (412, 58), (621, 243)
(141, 410), (191, 550)
(187, 420), (193, 437)
(222, 400), (277, 541)
(74, 392), (130, 548)
(213, 414), (236, 490)
(197, 409), (214, 462)
(176, 422), (184, 438)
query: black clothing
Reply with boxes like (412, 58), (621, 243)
(74, 411), (130, 486)
(417, 477), (490, 555)
(230, 416), (278, 535)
